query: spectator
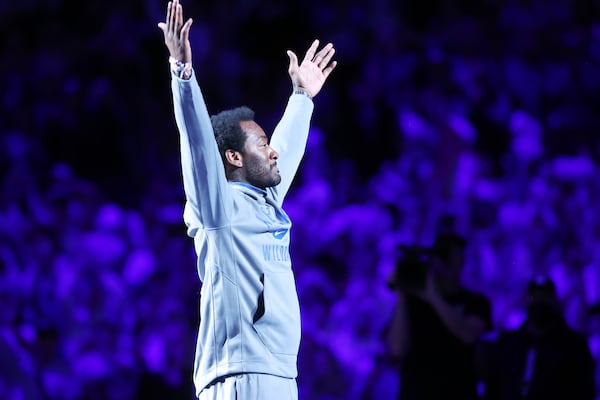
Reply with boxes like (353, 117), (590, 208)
(482, 276), (595, 400)
(387, 232), (492, 400)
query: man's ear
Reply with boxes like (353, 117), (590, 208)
(225, 149), (243, 168)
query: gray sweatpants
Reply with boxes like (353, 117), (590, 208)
(198, 373), (297, 400)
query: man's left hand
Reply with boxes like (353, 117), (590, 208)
(287, 40), (337, 98)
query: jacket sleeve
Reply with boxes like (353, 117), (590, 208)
(171, 70), (232, 234)
(268, 93), (315, 205)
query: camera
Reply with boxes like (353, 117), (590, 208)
(388, 245), (432, 291)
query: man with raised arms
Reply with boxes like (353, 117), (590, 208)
(157, 1), (336, 398)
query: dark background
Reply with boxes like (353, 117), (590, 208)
(1, 0), (600, 399)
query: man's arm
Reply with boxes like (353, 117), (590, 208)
(269, 40), (337, 203)
(428, 291), (489, 344)
(159, 0), (231, 232)
(423, 273), (490, 345)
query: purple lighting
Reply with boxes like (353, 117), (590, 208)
(1, 0), (600, 399)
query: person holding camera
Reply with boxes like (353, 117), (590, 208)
(386, 233), (492, 400)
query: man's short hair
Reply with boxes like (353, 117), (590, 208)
(210, 106), (255, 163)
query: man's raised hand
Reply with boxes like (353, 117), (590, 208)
(287, 40), (337, 98)
(158, 0), (193, 63)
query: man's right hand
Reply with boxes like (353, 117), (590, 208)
(158, 0), (193, 64)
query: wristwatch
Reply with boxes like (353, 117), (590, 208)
(294, 87), (312, 99)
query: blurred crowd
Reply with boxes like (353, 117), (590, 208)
(2, 0), (600, 399)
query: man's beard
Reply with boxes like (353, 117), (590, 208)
(245, 157), (281, 189)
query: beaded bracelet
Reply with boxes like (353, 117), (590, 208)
(168, 57), (192, 80)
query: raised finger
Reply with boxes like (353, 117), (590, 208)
(176, 2), (184, 31)
(312, 43), (333, 64)
(303, 39), (319, 63)
(169, 1), (178, 34)
(322, 60), (337, 80)
(318, 47), (335, 70)
(165, 2), (173, 33)
(180, 18), (193, 43)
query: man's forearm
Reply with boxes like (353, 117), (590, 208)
(268, 92), (314, 202)
(429, 293), (485, 344)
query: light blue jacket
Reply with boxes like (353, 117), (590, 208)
(171, 70), (314, 395)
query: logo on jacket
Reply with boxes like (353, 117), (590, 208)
(272, 229), (287, 240)
(257, 205), (288, 240)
